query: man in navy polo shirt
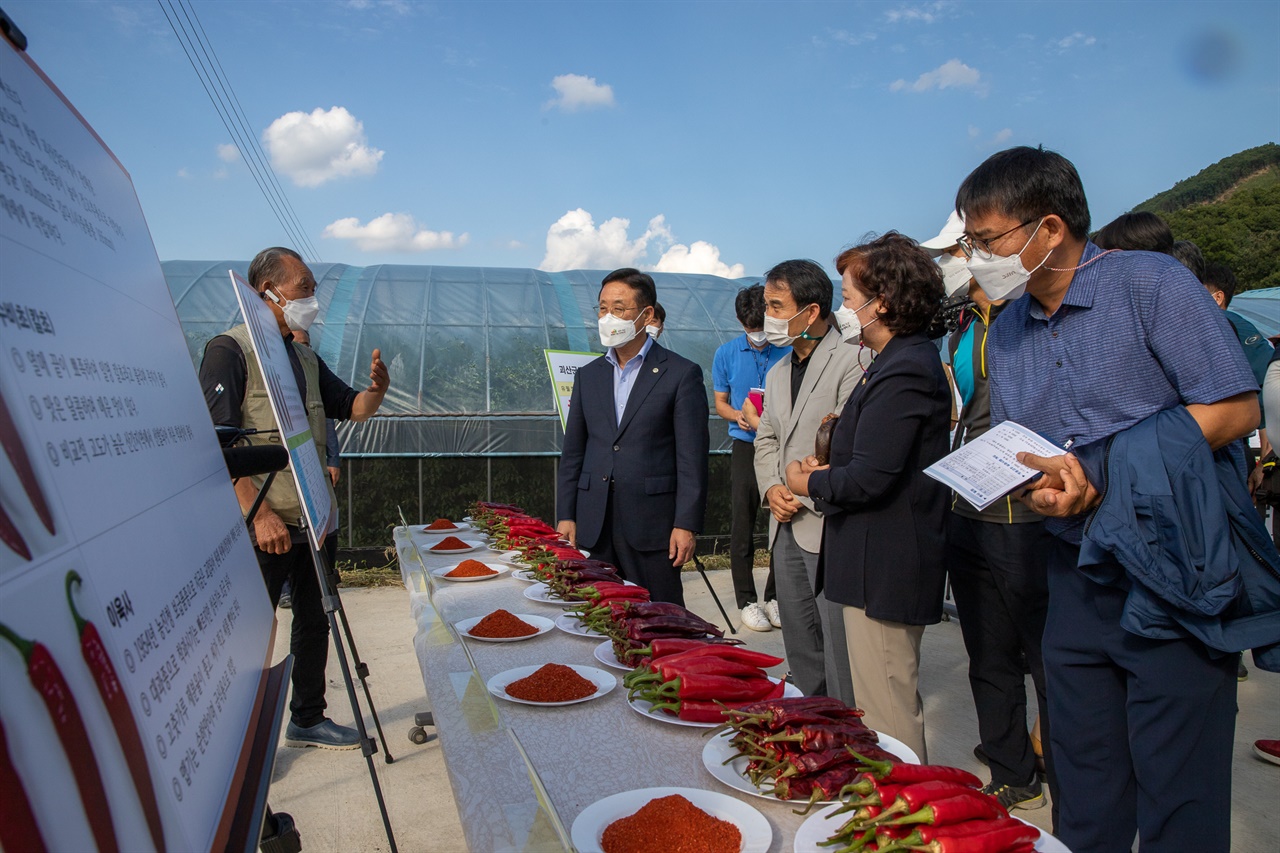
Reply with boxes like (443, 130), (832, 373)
(955, 146), (1258, 852)
(713, 284), (790, 631)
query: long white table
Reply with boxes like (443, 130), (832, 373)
(393, 524), (816, 853)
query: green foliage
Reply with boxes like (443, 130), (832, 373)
(1134, 144), (1280, 213)
(1127, 143), (1280, 292)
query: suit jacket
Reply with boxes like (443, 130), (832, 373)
(557, 341), (710, 551)
(753, 329), (865, 552)
(808, 333), (950, 625)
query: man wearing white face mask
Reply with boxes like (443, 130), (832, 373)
(199, 246), (389, 750)
(956, 147), (1263, 851)
(557, 268), (709, 604)
(713, 284), (790, 630)
(921, 212), (1055, 813)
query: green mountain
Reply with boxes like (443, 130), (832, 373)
(1131, 143), (1280, 290)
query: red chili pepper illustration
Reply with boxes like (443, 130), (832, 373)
(68, 570), (166, 852)
(0, 620), (118, 853)
(0, 715), (47, 852)
(0, 388), (56, 535)
(0, 501), (31, 560)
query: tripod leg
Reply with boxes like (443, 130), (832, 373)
(692, 554), (738, 634)
(334, 603), (394, 763)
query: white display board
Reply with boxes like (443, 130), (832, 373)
(228, 270), (333, 549)
(0, 39), (276, 852)
(544, 349), (600, 429)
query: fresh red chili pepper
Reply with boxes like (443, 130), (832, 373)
(0, 621), (118, 853)
(848, 750), (983, 789)
(0, 390), (55, 535)
(912, 817), (1030, 844)
(872, 780), (989, 822)
(67, 572), (166, 851)
(654, 644), (783, 669)
(878, 793), (1007, 828)
(894, 819), (1039, 853)
(0, 503), (30, 560)
(0, 716), (47, 852)
(645, 672), (777, 702)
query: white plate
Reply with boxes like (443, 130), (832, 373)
(420, 521), (472, 535)
(703, 727), (919, 805)
(555, 612), (605, 638)
(626, 679), (803, 728)
(431, 562), (511, 583)
(423, 537), (486, 555)
(486, 664), (616, 707)
(593, 640), (632, 671)
(511, 569), (545, 583)
(454, 613), (555, 643)
(792, 806), (1064, 853)
(571, 786), (771, 853)
(522, 583), (591, 607)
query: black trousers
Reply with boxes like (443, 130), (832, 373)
(947, 514), (1055, 797)
(590, 492), (685, 606)
(257, 532), (339, 728)
(730, 439), (775, 608)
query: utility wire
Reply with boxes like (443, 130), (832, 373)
(157, 0), (321, 262)
(176, 0), (321, 262)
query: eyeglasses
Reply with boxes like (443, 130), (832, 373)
(597, 304), (642, 317)
(957, 218), (1041, 260)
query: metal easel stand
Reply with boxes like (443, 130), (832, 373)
(303, 519), (399, 852)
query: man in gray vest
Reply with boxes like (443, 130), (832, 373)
(199, 247), (388, 749)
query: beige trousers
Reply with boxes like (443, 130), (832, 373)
(842, 605), (927, 762)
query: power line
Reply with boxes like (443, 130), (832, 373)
(156, 0), (322, 262)
(175, 0), (321, 262)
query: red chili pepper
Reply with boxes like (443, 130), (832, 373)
(848, 750), (984, 789)
(644, 672), (777, 702)
(914, 817), (1031, 844)
(67, 572), (166, 851)
(0, 621), (118, 853)
(872, 780), (989, 822)
(0, 503), (31, 560)
(879, 793), (1007, 828)
(0, 390), (55, 535)
(0, 716), (47, 852)
(725, 696), (850, 726)
(898, 819), (1040, 853)
(654, 644), (783, 669)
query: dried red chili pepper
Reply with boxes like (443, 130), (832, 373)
(0, 620), (118, 853)
(0, 716), (47, 852)
(66, 572), (166, 851)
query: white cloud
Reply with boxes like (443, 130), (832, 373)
(177, 167), (190, 178)
(884, 2), (951, 24)
(263, 106), (384, 188)
(322, 213), (468, 253)
(830, 28), (876, 46)
(216, 143), (240, 163)
(345, 0), (410, 13)
(992, 128), (1013, 144)
(1056, 32), (1097, 51)
(967, 125), (980, 138)
(507, 240), (525, 250)
(654, 242), (746, 278)
(545, 74), (616, 112)
(968, 126), (1014, 148)
(540, 209), (667, 270)
(890, 59), (985, 95)
(539, 209), (744, 277)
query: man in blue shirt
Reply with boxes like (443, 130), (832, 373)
(955, 147), (1258, 852)
(712, 284), (790, 630)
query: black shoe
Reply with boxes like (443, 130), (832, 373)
(278, 592), (292, 610)
(982, 778), (1045, 810)
(974, 744), (989, 766)
(1238, 659), (1249, 681)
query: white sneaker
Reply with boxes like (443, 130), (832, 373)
(765, 599), (782, 628)
(741, 602), (772, 632)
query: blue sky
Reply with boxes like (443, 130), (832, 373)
(7, 0), (1278, 276)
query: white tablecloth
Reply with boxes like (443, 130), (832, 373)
(394, 524), (815, 853)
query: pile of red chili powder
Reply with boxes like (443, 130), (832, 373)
(424, 518), (459, 531)
(601, 795), (740, 853)
(430, 535), (471, 551)
(469, 610), (537, 638)
(505, 663), (596, 702)
(445, 559), (498, 578)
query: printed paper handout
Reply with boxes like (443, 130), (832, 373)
(924, 421), (1066, 512)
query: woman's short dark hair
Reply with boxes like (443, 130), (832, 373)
(763, 259), (834, 320)
(956, 146), (1091, 240)
(248, 246), (303, 292)
(835, 232), (943, 336)
(1092, 212), (1174, 254)
(735, 284), (766, 328)
(601, 267), (657, 308)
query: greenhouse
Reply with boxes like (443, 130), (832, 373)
(164, 261), (764, 548)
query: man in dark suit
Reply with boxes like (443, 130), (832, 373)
(556, 268), (710, 604)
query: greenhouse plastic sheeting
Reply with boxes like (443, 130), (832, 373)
(164, 261), (767, 456)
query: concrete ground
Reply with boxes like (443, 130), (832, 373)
(266, 568), (1279, 852)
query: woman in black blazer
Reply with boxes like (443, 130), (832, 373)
(786, 232), (949, 761)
